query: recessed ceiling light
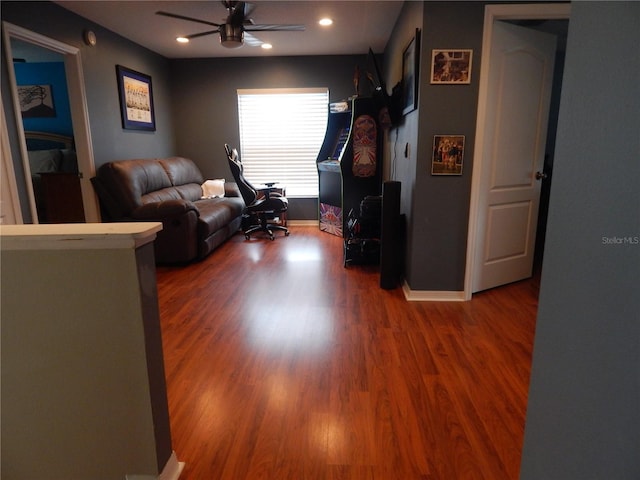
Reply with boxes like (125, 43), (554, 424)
(319, 18), (333, 26)
(176, 36), (189, 43)
(261, 43), (273, 50)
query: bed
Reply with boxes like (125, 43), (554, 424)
(25, 131), (84, 223)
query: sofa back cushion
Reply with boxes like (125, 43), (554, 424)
(95, 159), (172, 217)
(160, 157), (203, 187)
(159, 157), (205, 202)
(140, 187), (183, 205)
(173, 184), (203, 202)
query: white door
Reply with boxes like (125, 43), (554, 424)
(472, 21), (557, 292)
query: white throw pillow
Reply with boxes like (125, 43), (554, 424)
(201, 179), (225, 198)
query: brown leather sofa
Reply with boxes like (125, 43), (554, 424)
(91, 156), (244, 264)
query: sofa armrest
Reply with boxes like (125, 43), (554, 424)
(132, 199), (199, 220)
(224, 182), (241, 197)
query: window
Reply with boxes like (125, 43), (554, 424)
(237, 88), (328, 197)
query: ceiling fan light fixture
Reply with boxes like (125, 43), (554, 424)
(319, 18), (333, 26)
(176, 36), (189, 43)
(261, 43), (273, 50)
(220, 24), (244, 48)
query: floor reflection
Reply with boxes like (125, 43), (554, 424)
(243, 297), (334, 354)
(241, 235), (336, 355)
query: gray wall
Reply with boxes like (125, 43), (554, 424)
(414, 2), (483, 291)
(520, 2), (640, 479)
(168, 55), (375, 219)
(383, 1), (484, 291)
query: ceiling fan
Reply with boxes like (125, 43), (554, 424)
(156, 1), (305, 49)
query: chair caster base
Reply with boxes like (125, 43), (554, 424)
(243, 224), (289, 241)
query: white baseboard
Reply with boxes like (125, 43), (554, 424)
(126, 451), (184, 480)
(402, 281), (466, 302)
(159, 452), (184, 480)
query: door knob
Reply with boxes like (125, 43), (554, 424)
(535, 171), (547, 180)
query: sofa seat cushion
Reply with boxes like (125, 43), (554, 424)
(196, 197), (244, 237)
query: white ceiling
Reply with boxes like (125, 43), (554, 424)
(54, 1), (404, 59)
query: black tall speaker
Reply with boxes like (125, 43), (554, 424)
(379, 181), (401, 289)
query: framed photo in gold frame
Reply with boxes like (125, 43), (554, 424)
(431, 135), (465, 175)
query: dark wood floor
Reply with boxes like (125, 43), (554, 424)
(156, 226), (539, 480)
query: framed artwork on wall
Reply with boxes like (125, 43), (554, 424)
(402, 28), (421, 115)
(430, 49), (473, 84)
(116, 65), (156, 131)
(431, 135), (465, 175)
(18, 84), (55, 118)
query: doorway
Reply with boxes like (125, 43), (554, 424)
(464, 3), (571, 299)
(2, 22), (100, 223)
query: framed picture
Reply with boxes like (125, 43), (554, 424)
(432, 135), (465, 175)
(430, 49), (473, 84)
(18, 84), (55, 118)
(402, 29), (420, 115)
(116, 65), (156, 131)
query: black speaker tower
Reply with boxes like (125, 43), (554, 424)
(379, 181), (402, 289)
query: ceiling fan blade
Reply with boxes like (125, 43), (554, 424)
(156, 11), (221, 28)
(245, 24), (305, 32)
(243, 32), (263, 47)
(243, 2), (256, 19)
(185, 29), (221, 40)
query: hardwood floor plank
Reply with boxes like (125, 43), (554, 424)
(156, 226), (538, 479)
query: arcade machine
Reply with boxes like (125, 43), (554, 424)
(316, 96), (383, 237)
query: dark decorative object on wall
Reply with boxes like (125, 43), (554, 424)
(432, 135), (465, 175)
(430, 49), (473, 84)
(116, 65), (156, 131)
(402, 29), (421, 115)
(18, 84), (55, 118)
(365, 48), (403, 128)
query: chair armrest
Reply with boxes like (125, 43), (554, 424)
(131, 199), (199, 220)
(256, 185), (284, 200)
(224, 182), (241, 197)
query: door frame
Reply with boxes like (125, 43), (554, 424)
(463, 3), (571, 300)
(1, 95), (23, 224)
(2, 22), (100, 223)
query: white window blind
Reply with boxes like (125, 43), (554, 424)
(237, 88), (328, 197)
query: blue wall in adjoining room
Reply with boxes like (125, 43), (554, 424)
(14, 61), (73, 136)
